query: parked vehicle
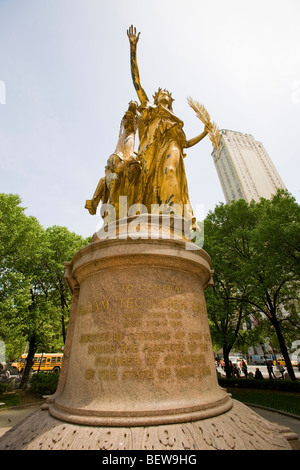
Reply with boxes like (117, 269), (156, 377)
(273, 357), (298, 367)
(251, 355), (272, 365)
(11, 353), (63, 373)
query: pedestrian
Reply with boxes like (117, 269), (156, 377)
(228, 360), (234, 378)
(233, 364), (240, 378)
(266, 361), (276, 379)
(255, 368), (264, 380)
(277, 364), (285, 379)
(241, 360), (248, 378)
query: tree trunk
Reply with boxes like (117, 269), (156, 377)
(60, 292), (69, 344)
(223, 345), (232, 378)
(20, 336), (37, 389)
(61, 299), (66, 345)
(271, 315), (296, 380)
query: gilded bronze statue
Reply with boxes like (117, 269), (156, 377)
(127, 25), (211, 227)
(86, 26), (220, 228)
(85, 100), (140, 218)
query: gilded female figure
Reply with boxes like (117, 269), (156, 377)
(127, 26), (209, 227)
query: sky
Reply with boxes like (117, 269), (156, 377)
(0, 0), (299, 238)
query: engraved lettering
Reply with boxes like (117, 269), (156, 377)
(94, 355), (141, 367)
(98, 370), (117, 380)
(118, 296), (187, 310)
(144, 343), (185, 353)
(158, 368), (171, 379)
(122, 369), (154, 380)
(85, 369), (95, 380)
(78, 300), (109, 315)
(80, 333), (110, 343)
(128, 332), (171, 341)
(145, 355), (160, 366)
(120, 283), (184, 294)
(79, 281), (211, 385)
(88, 344), (117, 354)
(175, 367), (196, 378)
(164, 354), (206, 366)
(119, 343), (139, 353)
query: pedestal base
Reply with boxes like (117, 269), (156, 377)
(0, 400), (297, 450)
(50, 233), (230, 428)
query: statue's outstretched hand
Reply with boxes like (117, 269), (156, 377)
(127, 25), (140, 45)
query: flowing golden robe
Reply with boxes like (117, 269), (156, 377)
(137, 101), (194, 221)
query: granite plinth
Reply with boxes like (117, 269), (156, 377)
(50, 225), (231, 427)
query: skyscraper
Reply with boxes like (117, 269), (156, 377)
(211, 129), (286, 203)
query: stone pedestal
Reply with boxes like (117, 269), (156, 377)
(49, 225), (231, 426)
(0, 217), (298, 450)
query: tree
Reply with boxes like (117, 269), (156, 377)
(247, 191), (300, 379)
(0, 194), (89, 387)
(204, 191), (300, 380)
(0, 194), (48, 384)
(44, 226), (89, 343)
(204, 198), (256, 377)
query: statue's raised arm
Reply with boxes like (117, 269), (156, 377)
(127, 25), (149, 104)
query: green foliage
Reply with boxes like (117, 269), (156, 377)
(0, 389), (45, 407)
(0, 382), (7, 395)
(30, 372), (59, 396)
(219, 377), (300, 392)
(204, 190), (300, 379)
(227, 387), (300, 416)
(0, 193), (89, 367)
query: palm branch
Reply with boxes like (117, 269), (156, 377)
(187, 97), (221, 158)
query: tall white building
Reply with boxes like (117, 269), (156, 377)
(212, 129), (286, 203)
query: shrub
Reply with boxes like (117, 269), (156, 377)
(30, 372), (59, 396)
(0, 382), (7, 395)
(218, 377), (300, 393)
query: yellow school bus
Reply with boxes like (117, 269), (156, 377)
(12, 353), (63, 373)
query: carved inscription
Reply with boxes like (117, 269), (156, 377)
(78, 283), (212, 382)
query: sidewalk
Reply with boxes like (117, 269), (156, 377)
(248, 404), (300, 437)
(0, 403), (42, 438)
